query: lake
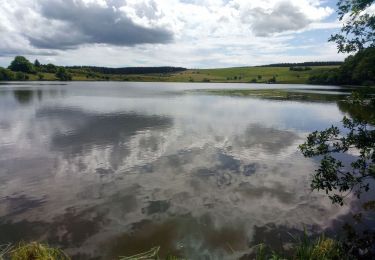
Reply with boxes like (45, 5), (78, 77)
(0, 82), (361, 259)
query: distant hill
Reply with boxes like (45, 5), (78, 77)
(258, 62), (344, 67)
(65, 66), (187, 75)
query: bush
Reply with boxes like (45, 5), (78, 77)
(56, 68), (72, 81)
(308, 69), (339, 85)
(42, 63), (58, 73)
(0, 67), (15, 80)
(290, 66), (312, 71)
(15, 72), (29, 81)
(268, 76), (276, 83)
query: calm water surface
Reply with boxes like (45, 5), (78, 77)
(0, 82), (356, 259)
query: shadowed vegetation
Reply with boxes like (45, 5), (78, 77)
(0, 242), (69, 260)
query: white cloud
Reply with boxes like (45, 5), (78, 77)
(0, 0), (343, 67)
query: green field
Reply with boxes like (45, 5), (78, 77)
(22, 66), (338, 84)
(168, 66), (338, 84)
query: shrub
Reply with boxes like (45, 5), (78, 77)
(55, 68), (72, 81)
(15, 72), (29, 81)
(0, 67), (15, 80)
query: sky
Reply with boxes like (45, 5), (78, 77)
(0, 0), (349, 68)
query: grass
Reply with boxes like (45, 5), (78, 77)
(0, 235), (345, 260)
(255, 231), (344, 260)
(20, 66), (338, 84)
(0, 242), (69, 260)
(0, 227), (351, 260)
(169, 66), (338, 84)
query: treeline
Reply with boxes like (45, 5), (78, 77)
(0, 56), (187, 81)
(260, 61), (343, 67)
(66, 66), (187, 75)
(0, 56), (71, 81)
(308, 47), (375, 86)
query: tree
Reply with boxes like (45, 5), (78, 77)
(43, 63), (57, 73)
(330, 0), (375, 53)
(301, 2), (375, 257)
(299, 99), (375, 206)
(8, 56), (34, 73)
(308, 47), (375, 86)
(34, 59), (41, 67)
(55, 67), (72, 81)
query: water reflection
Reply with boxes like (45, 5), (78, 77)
(36, 108), (172, 156)
(13, 89), (34, 104)
(0, 83), (355, 259)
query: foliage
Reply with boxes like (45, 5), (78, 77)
(39, 64), (57, 73)
(340, 47), (375, 85)
(55, 68), (72, 81)
(299, 92), (375, 206)
(289, 67), (312, 71)
(268, 76), (277, 83)
(8, 56), (34, 74)
(34, 59), (41, 68)
(15, 72), (29, 81)
(293, 232), (343, 260)
(66, 66), (187, 75)
(260, 62), (343, 67)
(330, 0), (375, 53)
(2, 55), (339, 83)
(0, 67), (15, 81)
(300, 91), (375, 258)
(308, 69), (340, 85)
(308, 47), (375, 86)
(254, 232), (344, 260)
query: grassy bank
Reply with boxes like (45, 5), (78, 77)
(0, 234), (345, 260)
(9, 66), (338, 84)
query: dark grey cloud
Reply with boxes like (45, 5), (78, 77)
(27, 0), (173, 50)
(247, 2), (311, 37)
(0, 45), (58, 57)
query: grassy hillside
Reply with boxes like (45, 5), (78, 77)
(7, 66), (339, 84)
(168, 66), (338, 83)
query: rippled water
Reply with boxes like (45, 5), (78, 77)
(0, 82), (356, 259)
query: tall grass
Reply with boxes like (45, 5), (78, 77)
(255, 230), (344, 260)
(0, 234), (344, 260)
(0, 242), (69, 260)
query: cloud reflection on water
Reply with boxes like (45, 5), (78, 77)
(0, 83), (351, 259)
